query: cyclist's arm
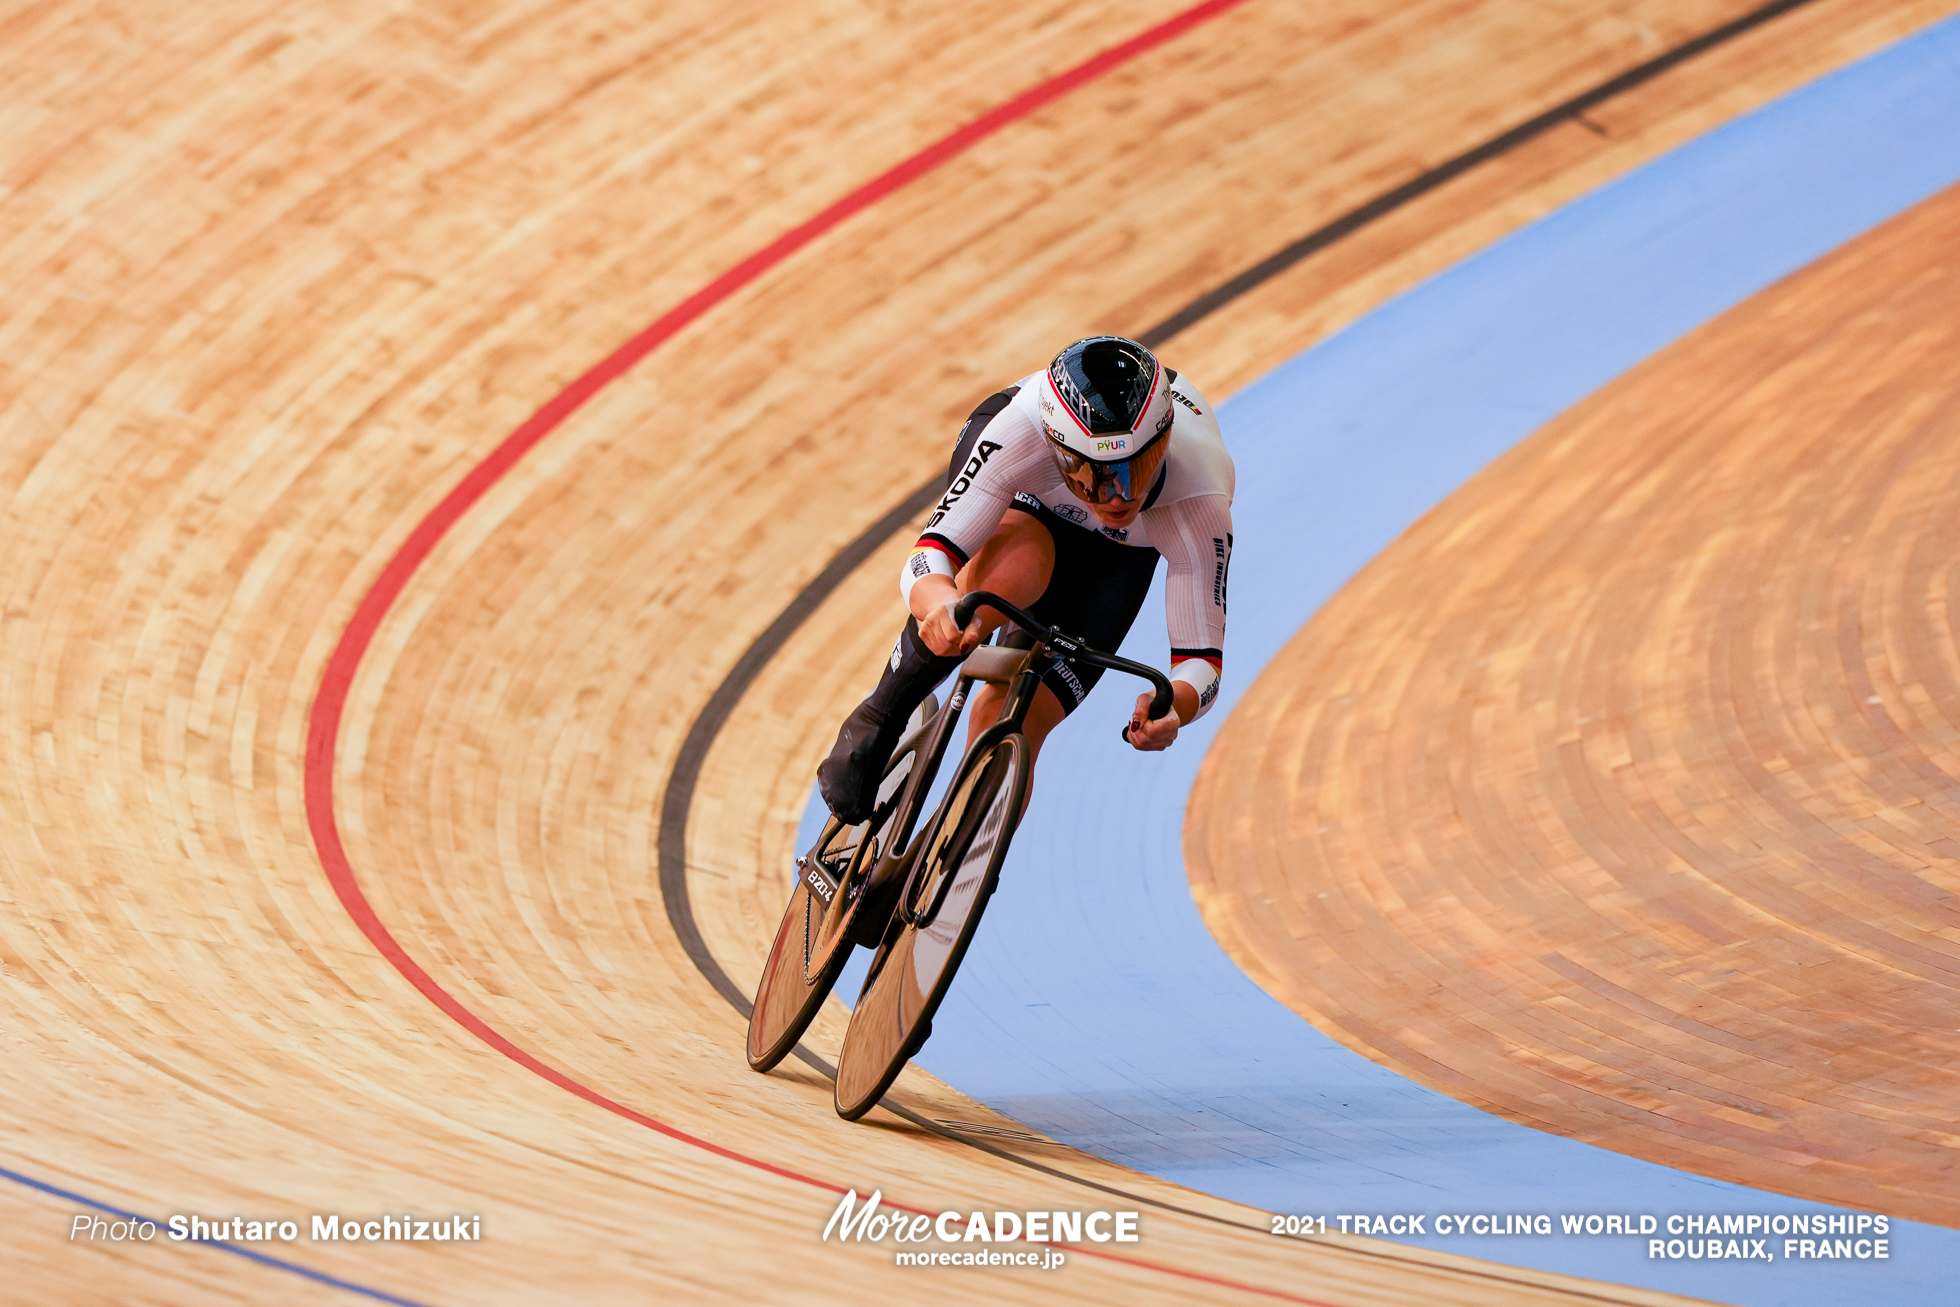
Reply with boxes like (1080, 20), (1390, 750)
(1156, 492), (1233, 724)
(1125, 682), (1198, 751)
(899, 401), (1048, 654)
(905, 573), (979, 655)
(902, 523), (995, 655)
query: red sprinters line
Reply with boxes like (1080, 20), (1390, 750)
(301, 2), (1344, 1303)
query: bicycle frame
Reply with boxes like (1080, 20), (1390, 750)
(856, 675), (971, 888)
(764, 590), (1172, 1077)
(869, 590), (1174, 937)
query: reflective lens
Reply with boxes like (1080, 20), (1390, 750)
(1050, 432), (1168, 506)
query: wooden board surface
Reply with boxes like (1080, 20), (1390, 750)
(2, 0), (1953, 1301)
(1189, 179), (1960, 1230)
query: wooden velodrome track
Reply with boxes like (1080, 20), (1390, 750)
(1, 0), (1954, 1304)
(1190, 181), (1960, 1231)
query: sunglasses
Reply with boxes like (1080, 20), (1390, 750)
(1048, 430), (1169, 505)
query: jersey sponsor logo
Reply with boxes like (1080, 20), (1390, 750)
(925, 439), (1004, 528)
(1100, 526), (1129, 542)
(907, 548), (935, 579)
(1050, 502), (1090, 525)
(1212, 533), (1232, 615)
(1171, 388), (1202, 415)
(1012, 490), (1048, 514)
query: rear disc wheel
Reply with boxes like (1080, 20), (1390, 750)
(746, 727), (922, 1073)
(746, 815), (861, 1072)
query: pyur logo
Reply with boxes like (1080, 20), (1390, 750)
(925, 440), (1002, 529)
(1094, 437), (1129, 454)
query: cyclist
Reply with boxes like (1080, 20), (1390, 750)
(818, 335), (1234, 823)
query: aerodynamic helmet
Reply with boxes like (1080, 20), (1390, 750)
(1039, 336), (1174, 505)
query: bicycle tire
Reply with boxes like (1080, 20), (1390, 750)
(746, 730), (921, 1072)
(832, 729), (1029, 1119)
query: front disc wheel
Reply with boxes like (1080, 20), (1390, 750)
(833, 731), (1028, 1119)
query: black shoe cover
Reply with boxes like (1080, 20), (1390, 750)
(817, 701), (894, 825)
(820, 616), (963, 823)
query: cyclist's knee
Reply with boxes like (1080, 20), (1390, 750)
(966, 682), (1006, 747)
(963, 682), (1062, 767)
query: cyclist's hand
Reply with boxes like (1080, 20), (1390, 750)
(1125, 691), (1179, 751)
(920, 597), (983, 657)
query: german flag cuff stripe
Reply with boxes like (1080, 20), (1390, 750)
(916, 533), (968, 568)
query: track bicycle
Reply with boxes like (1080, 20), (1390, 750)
(746, 591), (1172, 1120)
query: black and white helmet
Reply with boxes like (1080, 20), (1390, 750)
(1039, 336), (1174, 505)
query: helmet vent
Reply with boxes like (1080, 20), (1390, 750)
(1049, 336), (1159, 435)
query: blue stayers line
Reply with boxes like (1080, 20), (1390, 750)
(0, 1161), (435, 1307)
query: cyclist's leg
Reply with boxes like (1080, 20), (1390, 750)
(956, 508), (1052, 635)
(965, 500), (1160, 760)
(954, 505), (1060, 753)
(817, 390), (1023, 823)
(816, 614), (962, 822)
(967, 678), (1067, 760)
